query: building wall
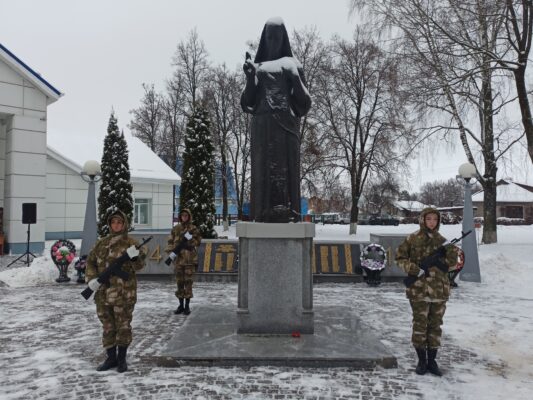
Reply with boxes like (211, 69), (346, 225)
(472, 201), (533, 222)
(472, 202), (484, 218)
(45, 156), (88, 239)
(0, 59), (48, 254)
(132, 182), (174, 232)
(45, 157), (174, 239)
(0, 119), (6, 209)
(497, 203), (533, 221)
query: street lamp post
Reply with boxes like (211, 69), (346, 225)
(80, 160), (101, 258)
(457, 162), (481, 282)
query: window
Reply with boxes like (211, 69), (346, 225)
(505, 205), (523, 219)
(134, 199), (151, 225)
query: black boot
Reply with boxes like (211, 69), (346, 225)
(427, 348), (443, 376)
(174, 298), (184, 314)
(184, 298), (191, 315)
(415, 348), (427, 375)
(117, 346), (128, 373)
(96, 346), (117, 371)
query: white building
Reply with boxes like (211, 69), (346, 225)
(0, 43), (179, 254)
(392, 200), (428, 216)
(46, 131), (180, 240)
(0, 43), (62, 254)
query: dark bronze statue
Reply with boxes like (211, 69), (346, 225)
(241, 17), (312, 223)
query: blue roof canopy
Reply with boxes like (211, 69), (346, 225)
(0, 43), (62, 99)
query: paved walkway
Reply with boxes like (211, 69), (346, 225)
(0, 273), (501, 400)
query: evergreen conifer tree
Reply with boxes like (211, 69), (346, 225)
(97, 112), (134, 236)
(179, 105), (217, 238)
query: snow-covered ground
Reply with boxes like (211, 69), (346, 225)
(0, 224), (532, 399)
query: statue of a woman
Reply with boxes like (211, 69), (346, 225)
(241, 17), (312, 223)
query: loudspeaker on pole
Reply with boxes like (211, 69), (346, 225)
(22, 203), (37, 224)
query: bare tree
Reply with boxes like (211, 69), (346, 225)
(172, 28), (210, 110)
(314, 27), (412, 234)
(159, 75), (188, 171)
(128, 83), (163, 152)
(362, 174), (400, 215)
(206, 64), (240, 230)
(504, 0), (533, 164)
(418, 178), (466, 207)
(402, 0), (533, 163)
(228, 74), (251, 219)
(398, 190), (414, 201)
(290, 26), (333, 196)
(353, 0), (525, 243)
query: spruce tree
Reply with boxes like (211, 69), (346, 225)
(179, 105), (217, 238)
(97, 112), (134, 236)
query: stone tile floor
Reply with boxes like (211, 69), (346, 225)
(0, 265), (502, 400)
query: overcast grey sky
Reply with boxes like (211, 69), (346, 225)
(1, 0), (358, 136)
(2, 0), (531, 191)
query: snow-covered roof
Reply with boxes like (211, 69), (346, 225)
(0, 43), (62, 104)
(472, 179), (533, 203)
(47, 130), (181, 185)
(393, 200), (428, 212)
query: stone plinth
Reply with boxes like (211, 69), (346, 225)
(160, 305), (397, 368)
(236, 222), (315, 334)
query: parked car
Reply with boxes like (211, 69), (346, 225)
(321, 212), (350, 224)
(338, 213), (350, 224)
(368, 214), (400, 226)
(358, 214), (370, 225)
(401, 216), (419, 224)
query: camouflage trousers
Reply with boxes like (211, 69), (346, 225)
(175, 264), (194, 299)
(409, 300), (447, 349)
(96, 302), (135, 349)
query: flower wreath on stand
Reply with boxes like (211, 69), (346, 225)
(51, 239), (77, 283)
(74, 255), (88, 284)
(360, 243), (387, 286)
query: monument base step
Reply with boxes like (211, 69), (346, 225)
(157, 305), (397, 369)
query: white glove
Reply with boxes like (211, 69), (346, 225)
(88, 278), (101, 291)
(168, 252), (177, 261)
(184, 232), (193, 240)
(126, 245), (140, 259)
(417, 269), (425, 278)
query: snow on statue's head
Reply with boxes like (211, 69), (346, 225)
(255, 17), (294, 63)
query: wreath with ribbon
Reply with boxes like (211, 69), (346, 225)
(360, 243), (387, 271)
(50, 239), (77, 267)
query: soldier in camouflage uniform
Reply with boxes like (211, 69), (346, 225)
(396, 207), (458, 376)
(85, 210), (146, 373)
(165, 209), (201, 315)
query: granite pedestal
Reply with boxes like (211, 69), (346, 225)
(160, 305), (397, 368)
(236, 222), (315, 334)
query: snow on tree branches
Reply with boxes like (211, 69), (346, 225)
(97, 112), (134, 236)
(179, 105), (217, 238)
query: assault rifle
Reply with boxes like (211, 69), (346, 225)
(81, 236), (153, 300)
(164, 231), (193, 265)
(403, 230), (472, 288)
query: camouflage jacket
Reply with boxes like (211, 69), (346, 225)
(86, 234), (146, 306)
(395, 208), (458, 301)
(165, 222), (202, 267)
